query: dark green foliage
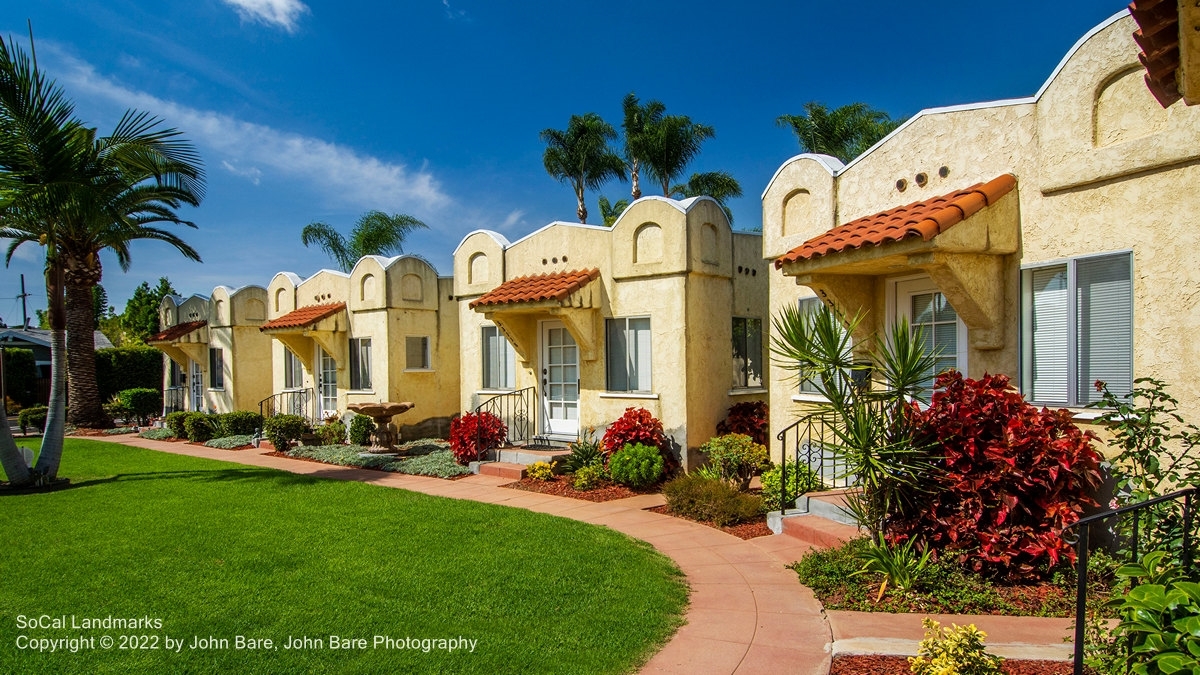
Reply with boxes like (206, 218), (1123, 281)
(699, 433), (769, 491)
(349, 413), (375, 446)
(121, 278), (177, 343)
(760, 460), (824, 511)
(608, 443), (664, 489)
(662, 475), (762, 527)
(263, 414), (307, 451)
(218, 411), (263, 437)
(563, 436), (603, 474)
(117, 388), (161, 424)
(315, 420), (346, 446)
(18, 405), (48, 434)
(2, 348), (36, 407)
(165, 411), (189, 438)
(94, 347), (163, 401)
(183, 412), (216, 443)
(1095, 550), (1200, 675)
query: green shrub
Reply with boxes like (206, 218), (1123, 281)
(663, 474), (762, 527)
(527, 461), (554, 481)
(852, 534), (932, 601)
(165, 411), (189, 438)
(184, 413), (217, 443)
(608, 443), (664, 488)
(18, 405), (48, 434)
(349, 414), (375, 446)
(698, 433), (769, 491)
(909, 618), (1003, 675)
(94, 347), (162, 401)
(138, 428), (175, 441)
(562, 436), (603, 474)
(204, 434), (255, 449)
(315, 420), (347, 446)
(218, 411), (263, 437)
(2, 347), (36, 407)
(103, 393), (132, 421)
(573, 463), (606, 491)
(760, 460), (824, 511)
(263, 414), (308, 451)
(117, 388), (161, 425)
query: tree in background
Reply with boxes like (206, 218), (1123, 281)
(621, 93), (664, 202)
(777, 102), (904, 164)
(300, 210), (428, 273)
(91, 284), (110, 329)
(597, 196), (630, 227)
(121, 277), (177, 344)
(670, 171), (743, 224)
(540, 113), (626, 224)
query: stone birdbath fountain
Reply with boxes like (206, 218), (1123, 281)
(346, 402), (415, 453)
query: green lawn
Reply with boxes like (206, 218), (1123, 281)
(0, 439), (687, 674)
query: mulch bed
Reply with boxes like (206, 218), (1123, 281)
(645, 504), (773, 540)
(817, 579), (1078, 616)
(832, 655), (1076, 675)
(502, 475), (654, 502)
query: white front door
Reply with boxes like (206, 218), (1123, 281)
(541, 321), (579, 436)
(317, 348), (338, 420)
(893, 277), (968, 389)
(190, 360), (203, 411)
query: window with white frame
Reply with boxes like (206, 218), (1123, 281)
(406, 336), (431, 370)
(283, 348), (304, 389)
(796, 297), (824, 394)
(731, 317), (763, 388)
(208, 348), (225, 390)
(1021, 251), (1132, 407)
(349, 338), (372, 390)
(481, 326), (515, 390)
(606, 317), (651, 392)
(168, 359), (183, 388)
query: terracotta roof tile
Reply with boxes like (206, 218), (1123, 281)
(774, 174), (1017, 268)
(260, 303), (346, 331)
(1130, 0), (1182, 107)
(469, 269), (600, 309)
(147, 320), (207, 343)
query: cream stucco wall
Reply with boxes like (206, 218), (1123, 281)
(454, 196), (768, 468)
(762, 13), (1200, 459)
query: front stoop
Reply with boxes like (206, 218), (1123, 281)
(478, 462), (526, 480)
(497, 448), (571, 466)
(778, 513), (862, 549)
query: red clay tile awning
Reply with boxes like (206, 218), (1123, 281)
(774, 174), (1016, 268)
(147, 320), (207, 343)
(260, 302), (346, 331)
(1130, 0), (1182, 107)
(469, 269), (600, 309)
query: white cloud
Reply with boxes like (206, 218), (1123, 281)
(52, 53), (452, 217)
(221, 0), (310, 33)
(442, 0), (469, 21)
(499, 209), (524, 230)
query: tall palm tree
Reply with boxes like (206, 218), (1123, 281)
(540, 113), (625, 223)
(621, 93), (664, 202)
(670, 171), (743, 224)
(777, 102), (904, 164)
(300, 210), (428, 272)
(637, 113), (715, 197)
(5, 113), (206, 429)
(597, 195), (629, 227)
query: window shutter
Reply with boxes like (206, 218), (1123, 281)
(1029, 266), (1069, 404)
(1076, 254), (1132, 403)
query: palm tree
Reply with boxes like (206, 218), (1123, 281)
(5, 113), (206, 429)
(670, 171), (743, 224)
(540, 113), (625, 223)
(776, 102), (904, 164)
(300, 210), (428, 273)
(621, 93), (664, 202)
(597, 195), (629, 227)
(637, 113), (715, 197)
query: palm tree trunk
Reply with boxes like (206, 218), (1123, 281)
(35, 263), (67, 482)
(65, 282), (111, 428)
(574, 183), (588, 223)
(0, 397), (32, 485)
(631, 159), (642, 201)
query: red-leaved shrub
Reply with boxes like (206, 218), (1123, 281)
(602, 407), (667, 456)
(716, 401), (769, 447)
(891, 372), (1102, 581)
(449, 411), (508, 465)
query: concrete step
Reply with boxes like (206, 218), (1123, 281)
(478, 462), (526, 480)
(497, 448), (572, 466)
(796, 488), (860, 526)
(781, 513), (862, 549)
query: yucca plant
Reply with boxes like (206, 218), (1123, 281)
(852, 534), (932, 601)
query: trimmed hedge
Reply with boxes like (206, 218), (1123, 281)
(95, 347), (162, 401)
(165, 411), (189, 438)
(663, 474), (763, 527)
(118, 388), (161, 425)
(2, 348), (36, 407)
(218, 411), (263, 437)
(183, 412), (217, 443)
(349, 414), (375, 446)
(18, 405), (48, 434)
(263, 414), (307, 451)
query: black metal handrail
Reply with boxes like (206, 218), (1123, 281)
(259, 389), (314, 424)
(473, 387), (534, 461)
(777, 413), (853, 511)
(1063, 486), (1198, 675)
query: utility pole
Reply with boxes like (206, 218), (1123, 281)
(18, 274), (30, 329)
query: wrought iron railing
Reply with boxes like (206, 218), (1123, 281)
(259, 389), (314, 424)
(777, 413), (853, 511)
(1063, 486), (1198, 675)
(473, 387), (534, 461)
(164, 387), (185, 415)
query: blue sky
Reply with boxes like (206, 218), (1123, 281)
(2, 0), (1121, 321)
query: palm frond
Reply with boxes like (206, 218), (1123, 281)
(301, 221), (353, 272)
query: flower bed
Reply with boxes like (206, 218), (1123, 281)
(645, 504), (771, 540)
(503, 475), (649, 502)
(831, 655), (1071, 675)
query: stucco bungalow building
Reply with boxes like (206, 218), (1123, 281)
(762, 10), (1200, 461)
(453, 196), (767, 468)
(150, 287), (273, 414)
(259, 255), (460, 439)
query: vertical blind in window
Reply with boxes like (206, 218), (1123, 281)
(731, 317), (763, 388)
(1076, 254), (1132, 404)
(349, 338), (372, 390)
(209, 348), (224, 389)
(606, 318), (651, 392)
(1028, 266), (1069, 404)
(406, 336), (430, 370)
(482, 326), (515, 389)
(284, 348), (304, 389)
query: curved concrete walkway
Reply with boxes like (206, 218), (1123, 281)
(103, 436), (831, 675)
